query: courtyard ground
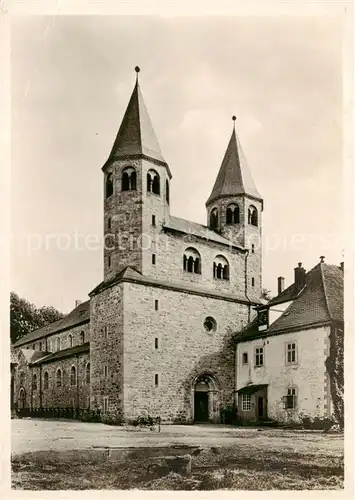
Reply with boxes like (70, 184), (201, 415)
(11, 419), (344, 490)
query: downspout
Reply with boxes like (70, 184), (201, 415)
(244, 249), (251, 322)
(30, 366), (33, 410)
(39, 365), (42, 410)
(76, 355), (79, 411)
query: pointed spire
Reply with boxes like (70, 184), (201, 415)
(105, 67), (168, 168)
(206, 117), (262, 205)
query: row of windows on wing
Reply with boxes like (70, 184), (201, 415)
(242, 342), (297, 367)
(183, 248), (230, 280)
(105, 167), (170, 203)
(27, 331), (85, 352)
(209, 204), (258, 229)
(24, 364), (91, 391)
(241, 387), (297, 411)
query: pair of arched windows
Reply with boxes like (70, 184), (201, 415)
(122, 167), (137, 191)
(147, 169), (160, 195)
(210, 204), (258, 228)
(213, 255), (230, 280)
(226, 204), (240, 224)
(183, 248), (201, 274)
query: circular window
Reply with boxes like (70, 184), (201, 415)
(204, 316), (217, 333)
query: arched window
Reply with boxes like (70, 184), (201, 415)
(19, 372), (25, 387)
(226, 203), (240, 224)
(69, 334), (73, 348)
(80, 331), (85, 344)
(70, 366), (76, 386)
(210, 208), (219, 231)
(44, 372), (49, 389)
(32, 373), (37, 390)
(121, 166), (136, 191)
(248, 205), (258, 226)
(166, 179), (170, 204)
(147, 170), (160, 195)
(57, 337), (61, 351)
(213, 255), (230, 281)
(86, 363), (90, 384)
(183, 248), (201, 274)
(56, 369), (62, 388)
(105, 172), (114, 198)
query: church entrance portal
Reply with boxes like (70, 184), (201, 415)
(193, 374), (220, 423)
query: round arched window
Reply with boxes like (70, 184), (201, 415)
(204, 316), (217, 333)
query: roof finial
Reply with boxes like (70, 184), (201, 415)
(232, 115), (237, 129)
(320, 255), (325, 263)
(135, 66), (140, 82)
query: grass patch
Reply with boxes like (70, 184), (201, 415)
(11, 443), (344, 491)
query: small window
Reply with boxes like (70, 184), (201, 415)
(155, 299), (159, 311)
(108, 217), (111, 230)
(108, 255), (111, 268)
(155, 338), (159, 349)
(154, 374), (159, 387)
(284, 387), (297, 410)
(252, 277), (255, 287)
(152, 254), (156, 265)
(242, 393), (251, 411)
(103, 396), (109, 412)
(210, 208), (219, 230)
(57, 337), (61, 351)
(152, 215), (156, 226)
(105, 172), (113, 198)
(86, 363), (90, 384)
(104, 365), (108, 378)
(255, 347), (264, 367)
(248, 205), (258, 226)
(19, 372), (25, 386)
(286, 342), (297, 365)
(70, 366), (76, 386)
(251, 244), (255, 253)
(44, 371), (49, 389)
(69, 334), (73, 348)
(80, 331), (85, 344)
(32, 343), (35, 350)
(56, 369), (62, 388)
(166, 179), (170, 204)
(104, 325), (108, 339)
(242, 352), (248, 364)
(32, 374), (37, 390)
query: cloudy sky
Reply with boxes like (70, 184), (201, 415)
(11, 15), (344, 313)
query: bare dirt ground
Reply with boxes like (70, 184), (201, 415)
(11, 419), (344, 490)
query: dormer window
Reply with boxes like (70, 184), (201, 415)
(257, 308), (268, 332)
(121, 166), (136, 191)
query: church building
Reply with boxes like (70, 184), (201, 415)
(12, 68), (264, 424)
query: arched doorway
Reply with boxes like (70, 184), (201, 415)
(193, 374), (220, 423)
(18, 388), (26, 410)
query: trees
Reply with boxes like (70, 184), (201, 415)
(261, 288), (273, 301)
(10, 292), (64, 344)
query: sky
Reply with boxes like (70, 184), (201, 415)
(11, 15), (344, 313)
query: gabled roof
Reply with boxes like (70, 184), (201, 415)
(13, 300), (90, 348)
(30, 343), (90, 365)
(19, 349), (50, 364)
(163, 215), (245, 250)
(105, 71), (168, 171)
(206, 127), (262, 206)
(234, 262), (344, 343)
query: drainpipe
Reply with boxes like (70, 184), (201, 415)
(76, 355), (79, 411)
(39, 365), (42, 410)
(244, 249), (251, 322)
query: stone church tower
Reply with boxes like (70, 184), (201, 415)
(89, 68), (264, 424)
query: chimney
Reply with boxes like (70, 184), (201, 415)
(340, 261), (344, 272)
(294, 262), (306, 292)
(277, 276), (285, 295)
(75, 300), (82, 308)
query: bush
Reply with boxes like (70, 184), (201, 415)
(100, 410), (124, 426)
(132, 414), (160, 428)
(301, 415), (336, 430)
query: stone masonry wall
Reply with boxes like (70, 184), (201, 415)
(89, 283), (124, 417)
(123, 281), (250, 423)
(17, 322), (90, 353)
